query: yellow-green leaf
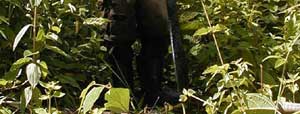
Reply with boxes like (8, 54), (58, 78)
(83, 87), (104, 114)
(104, 88), (130, 113)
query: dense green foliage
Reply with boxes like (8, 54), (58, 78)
(1, 0), (300, 113)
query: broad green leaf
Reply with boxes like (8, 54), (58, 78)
(83, 87), (104, 114)
(39, 95), (50, 100)
(45, 45), (70, 58)
(179, 12), (199, 22)
(274, 58), (286, 68)
(26, 63), (41, 88)
(193, 27), (211, 37)
(23, 50), (39, 57)
(39, 61), (48, 78)
(245, 93), (275, 109)
(53, 91), (65, 98)
(0, 79), (8, 86)
(4, 57), (31, 80)
(104, 88), (130, 113)
(51, 26), (61, 33)
(79, 81), (96, 112)
(36, 29), (45, 42)
(211, 24), (227, 33)
(203, 65), (219, 75)
(33, 108), (48, 114)
(232, 93), (276, 114)
(13, 24), (32, 51)
(181, 20), (203, 31)
(24, 86), (32, 107)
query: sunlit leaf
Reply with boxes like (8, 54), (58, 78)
(51, 26), (61, 33)
(53, 91), (65, 98)
(36, 29), (45, 42)
(13, 24), (32, 51)
(274, 58), (286, 68)
(83, 86), (104, 114)
(232, 93), (276, 114)
(193, 27), (211, 37)
(24, 86), (32, 107)
(39, 95), (50, 100)
(39, 61), (48, 78)
(26, 63), (41, 88)
(211, 24), (227, 33)
(179, 12), (199, 22)
(4, 57), (31, 80)
(23, 50), (39, 57)
(104, 88), (130, 113)
(80, 81), (96, 99)
(83, 17), (110, 26)
(34, 108), (48, 114)
(0, 79), (8, 86)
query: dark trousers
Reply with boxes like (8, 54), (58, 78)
(104, 0), (170, 105)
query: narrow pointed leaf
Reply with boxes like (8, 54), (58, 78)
(46, 45), (70, 58)
(13, 24), (32, 51)
(0, 30), (7, 40)
(24, 86), (33, 107)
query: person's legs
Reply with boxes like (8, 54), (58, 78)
(136, 0), (170, 105)
(104, 0), (136, 89)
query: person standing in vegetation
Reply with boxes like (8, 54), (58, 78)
(100, 0), (178, 105)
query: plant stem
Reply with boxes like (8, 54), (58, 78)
(260, 64), (264, 90)
(276, 33), (300, 107)
(200, 0), (224, 65)
(33, 6), (37, 61)
(49, 95), (52, 114)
